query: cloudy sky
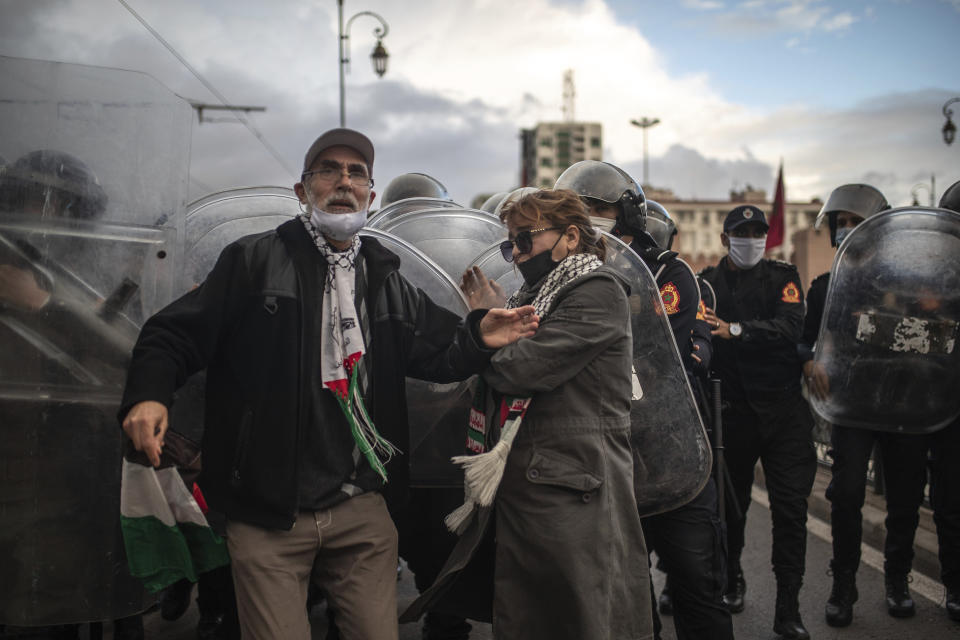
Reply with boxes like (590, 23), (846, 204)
(2, 0), (958, 208)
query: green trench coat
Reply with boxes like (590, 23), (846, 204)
(402, 267), (654, 640)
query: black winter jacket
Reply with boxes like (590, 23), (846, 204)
(120, 220), (491, 530)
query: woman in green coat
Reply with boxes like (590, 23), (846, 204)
(404, 189), (653, 639)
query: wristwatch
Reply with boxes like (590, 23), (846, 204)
(729, 322), (743, 338)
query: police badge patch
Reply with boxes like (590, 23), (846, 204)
(781, 281), (800, 303)
(660, 282), (680, 314)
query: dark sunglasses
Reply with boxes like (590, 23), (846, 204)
(499, 227), (562, 262)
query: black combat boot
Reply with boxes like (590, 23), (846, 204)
(824, 568), (858, 627)
(946, 589), (960, 622)
(885, 573), (916, 617)
(722, 566), (746, 613)
(773, 579), (810, 640)
(658, 579), (674, 616)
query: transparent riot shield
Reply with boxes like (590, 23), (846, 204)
(360, 228), (475, 486)
(367, 197), (463, 227)
(372, 208), (507, 280)
(184, 186), (300, 289)
(0, 56), (192, 625)
(468, 232), (712, 515)
(811, 206), (960, 433)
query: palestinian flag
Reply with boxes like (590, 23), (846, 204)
(119, 448), (229, 593)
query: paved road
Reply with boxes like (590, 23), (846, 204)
(126, 486), (955, 639)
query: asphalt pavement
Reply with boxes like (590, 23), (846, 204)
(93, 463), (957, 638)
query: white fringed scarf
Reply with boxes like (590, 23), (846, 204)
(300, 216), (397, 481)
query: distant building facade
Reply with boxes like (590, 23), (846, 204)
(520, 121), (603, 189)
(655, 186), (830, 288)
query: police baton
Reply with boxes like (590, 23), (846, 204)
(711, 377), (742, 525)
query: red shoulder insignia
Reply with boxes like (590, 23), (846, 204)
(660, 282), (680, 314)
(781, 281), (801, 303)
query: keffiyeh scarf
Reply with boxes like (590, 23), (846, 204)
(300, 215), (397, 482)
(445, 252), (603, 533)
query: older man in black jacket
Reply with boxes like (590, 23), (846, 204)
(120, 128), (537, 640)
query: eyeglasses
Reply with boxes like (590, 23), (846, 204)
(499, 227), (561, 262)
(302, 164), (373, 188)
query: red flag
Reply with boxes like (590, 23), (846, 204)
(766, 160), (785, 251)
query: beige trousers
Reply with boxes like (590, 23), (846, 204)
(226, 492), (399, 640)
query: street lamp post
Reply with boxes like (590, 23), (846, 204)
(630, 117), (660, 187)
(943, 97), (959, 146)
(338, 0), (390, 127)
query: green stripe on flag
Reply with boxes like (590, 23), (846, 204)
(121, 514), (230, 593)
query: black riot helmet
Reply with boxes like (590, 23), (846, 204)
(379, 172), (453, 208)
(939, 179), (960, 214)
(554, 160), (647, 236)
(814, 183), (888, 247)
(645, 200), (677, 249)
(0, 149), (107, 219)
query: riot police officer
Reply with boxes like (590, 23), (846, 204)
(931, 179), (960, 623)
(801, 184), (931, 626)
(379, 172), (455, 208)
(700, 205), (816, 640)
(556, 160), (733, 640)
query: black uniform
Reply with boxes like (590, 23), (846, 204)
(700, 257), (816, 589)
(800, 273), (928, 580)
(633, 238), (733, 640)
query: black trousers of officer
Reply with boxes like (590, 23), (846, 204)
(930, 417), (960, 591)
(723, 391), (816, 583)
(643, 477), (734, 640)
(826, 424), (928, 577)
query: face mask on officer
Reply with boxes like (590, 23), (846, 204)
(834, 227), (852, 246)
(589, 216), (616, 233)
(727, 236), (767, 269)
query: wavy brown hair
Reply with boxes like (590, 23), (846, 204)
(499, 188), (606, 261)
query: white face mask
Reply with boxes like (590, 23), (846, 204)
(305, 193), (368, 243)
(727, 237), (766, 269)
(590, 216), (616, 233)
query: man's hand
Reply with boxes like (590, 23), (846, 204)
(122, 400), (169, 467)
(802, 360), (830, 400)
(461, 266), (507, 311)
(0, 264), (50, 311)
(702, 306), (733, 340)
(478, 305), (539, 348)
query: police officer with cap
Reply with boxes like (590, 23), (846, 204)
(556, 160), (733, 640)
(700, 204), (815, 640)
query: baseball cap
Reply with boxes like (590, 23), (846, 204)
(723, 205), (769, 233)
(302, 128), (375, 175)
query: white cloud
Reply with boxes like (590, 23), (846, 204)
(821, 11), (857, 30)
(0, 0), (954, 211)
(716, 0), (861, 36)
(682, 0), (726, 9)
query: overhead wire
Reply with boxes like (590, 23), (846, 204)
(116, 0), (295, 175)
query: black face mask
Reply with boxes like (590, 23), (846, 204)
(517, 234), (563, 286)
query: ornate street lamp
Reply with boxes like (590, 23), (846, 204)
(943, 97), (959, 146)
(630, 117), (660, 187)
(338, 0), (390, 126)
